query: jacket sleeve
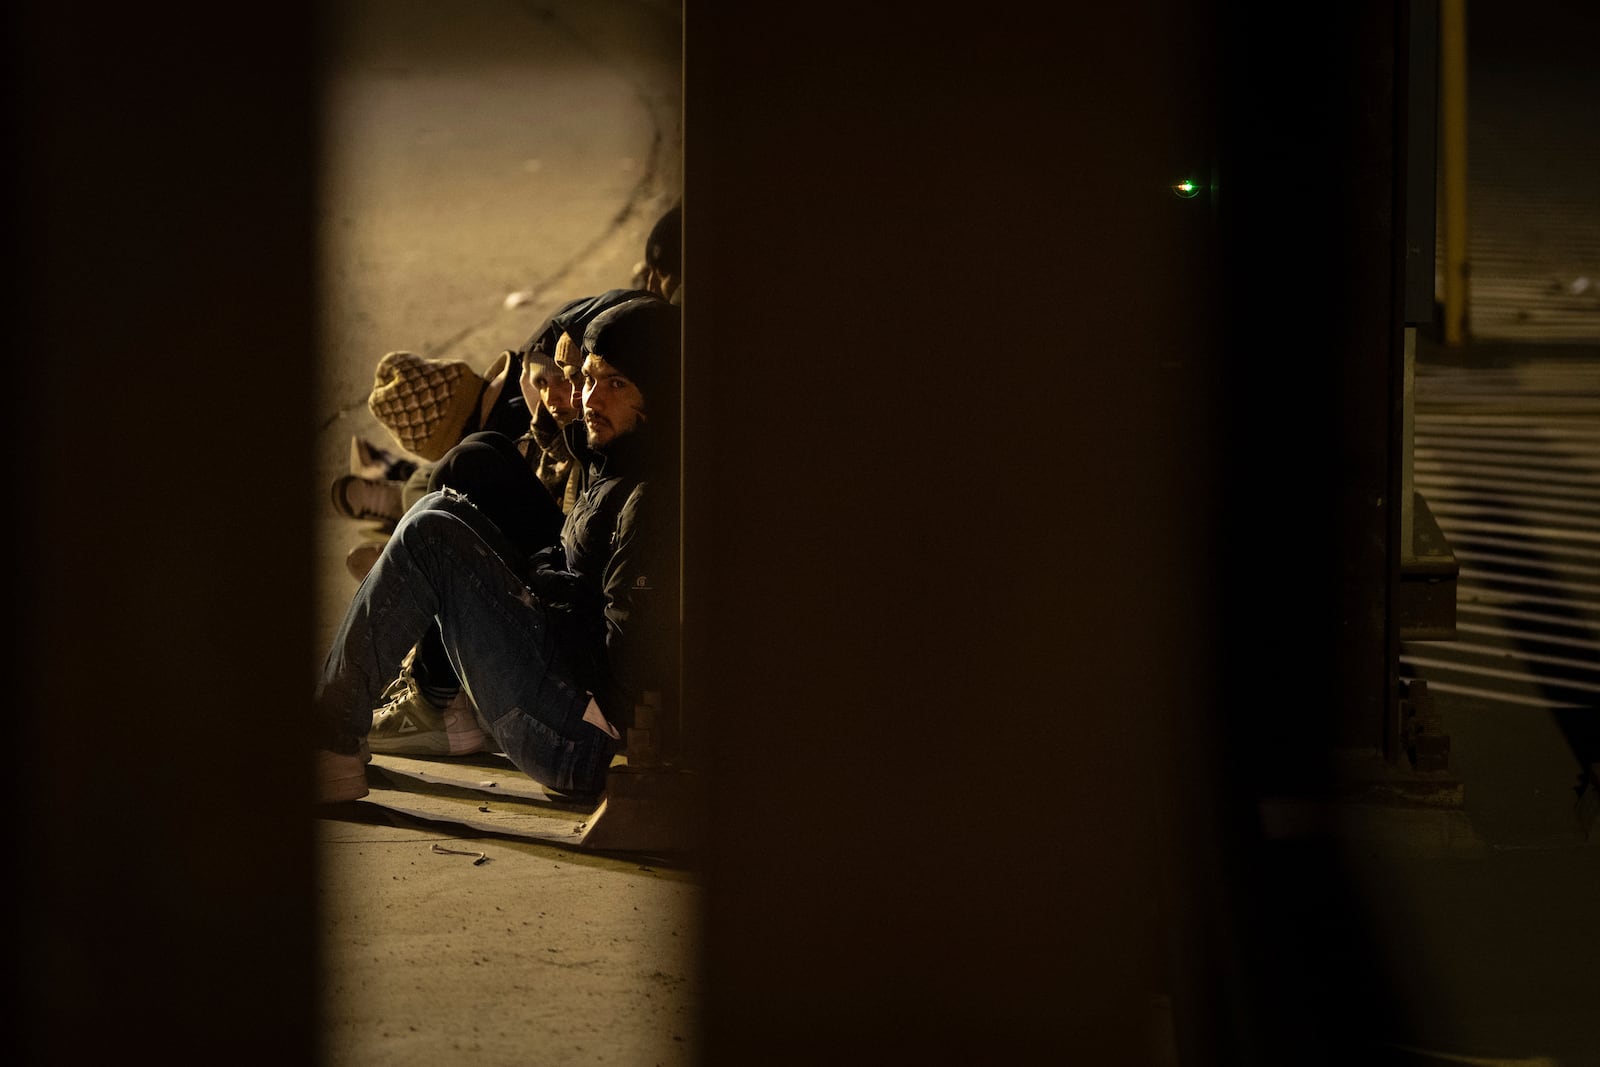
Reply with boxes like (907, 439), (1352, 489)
(590, 481), (678, 730)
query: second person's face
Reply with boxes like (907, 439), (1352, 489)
(536, 370), (577, 425)
(554, 331), (585, 402)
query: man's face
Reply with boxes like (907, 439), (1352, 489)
(581, 354), (646, 448)
(554, 331), (585, 406)
(645, 266), (679, 303)
(534, 366), (578, 426)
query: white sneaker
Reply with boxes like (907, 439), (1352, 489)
(331, 475), (405, 524)
(367, 673), (491, 756)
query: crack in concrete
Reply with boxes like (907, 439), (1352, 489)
(318, 0), (679, 433)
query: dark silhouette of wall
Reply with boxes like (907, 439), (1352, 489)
(8, 4), (319, 1063)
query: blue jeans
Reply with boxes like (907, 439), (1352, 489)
(409, 431), (567, 703)
(314, 489), (615, 797)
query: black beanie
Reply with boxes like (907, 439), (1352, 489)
(528, 287), (655, 360)
(644, 204), (682, 277)
(583, 297), (682, 413)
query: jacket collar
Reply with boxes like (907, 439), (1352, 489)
(587, 424), (657, 480)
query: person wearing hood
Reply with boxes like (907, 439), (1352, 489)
(634, 202), (681, 306)
(429, 286), (657, 543)
(354, 289), (670, 752)
(313, 296), (682, 802)
(381, 286), (656, 523)
(335, 199), (679, 547)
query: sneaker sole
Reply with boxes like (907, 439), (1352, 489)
(366, 722), (490, 757)
(317, 774), (370, 803)
(331, 475), (402, 523)
(366, 730), (454, 756)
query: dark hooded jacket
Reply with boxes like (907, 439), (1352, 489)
(501, 288), (659, 514)
(526, 296), (680, 733)
(530, 288), (658, 503)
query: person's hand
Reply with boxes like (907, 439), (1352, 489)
(527, 564), (606, 621)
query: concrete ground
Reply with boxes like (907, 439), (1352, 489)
(1254, 688), (1600, 1065)
(14, 0), (1595, 1062)
(305, 3), (1600, 1064)
(310, 3), (694, 1064)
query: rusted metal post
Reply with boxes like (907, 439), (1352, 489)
(578, 690), (703, 857)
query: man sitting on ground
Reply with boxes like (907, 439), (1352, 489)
(312, 296), (682, 801)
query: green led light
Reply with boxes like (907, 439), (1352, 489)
(1171, 179), (1202, 199)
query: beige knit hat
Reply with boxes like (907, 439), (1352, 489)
(367, 350), (488, 461)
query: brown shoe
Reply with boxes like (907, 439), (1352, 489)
(345, 540), (384, 583)
(314, 749), (369, 804)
